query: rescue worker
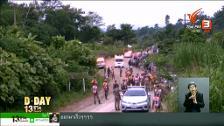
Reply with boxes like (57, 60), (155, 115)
(134, 74), (140, 86)
(128, 75), (132, 86)
(112, 68), (115, 80)
(154, 85), (162, 97)
(130, 67), (133, 75)
(144, 77), (150, 92)
(152, 95), (161, 112)
(131, 75), (134, 86)
(104, 72), (109, 81)
(140, 72), (145, 86)
(125, 68), (128, 78)
(104, 66), (107, 76)
(91, 77), (98, 86)
(107, 66), (111, 78)
(103, 79), (109, 100)
(113, 80), (121, 111)
(121, 79), (127, 94)
(120, 67), (123, 77)
(92, 82), (101, 104)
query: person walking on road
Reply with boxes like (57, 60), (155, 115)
(125, 68), (129, 78)
(107, 66), (111, 78)
(134, 74), (140, 86)
(152, 95), (161, 112)
(103, 79), (109, 100)
(130, 67), (133, 75)
(92, 83), (101, 104)
(120, 67), (123, 77)
(91, 77), (98, 86)
(154, 85), (162, 97)
(121, 79), (127, 94)
(113, 80), (121, 111)
(112, 68), (115, 80)
(104, 67), (107, 76)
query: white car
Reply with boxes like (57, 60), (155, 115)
(121, 86), (150, 112)
(114, 55), (124, 68)
(96, 57), (105, 69)
(124, 51), (133, 58)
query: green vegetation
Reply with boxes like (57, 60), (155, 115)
(143, 27), (224, 112)
(173, 38), (224, 112)
(163, 91), (178, 112)
(0, 1), (131, 112)
(86, 43), (125, 58)
(0, 26), (95, 111)
(138, 7), (224, 112)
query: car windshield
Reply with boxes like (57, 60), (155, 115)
(116, 59), (123, 62)
(124, 90), (146, 96)
(97, 61), (104, 64)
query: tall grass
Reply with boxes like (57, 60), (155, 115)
(174, 42), (222, 73)
(173, 42), (224, 112)
(163, 91), (179, 112)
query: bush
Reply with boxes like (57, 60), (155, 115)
(0, 27), (69, 111)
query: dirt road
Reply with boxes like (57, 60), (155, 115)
(58, 58), (155, 112)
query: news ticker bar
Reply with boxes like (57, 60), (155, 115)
(1, 113), (224, 126)
(59, 113), (224, 126)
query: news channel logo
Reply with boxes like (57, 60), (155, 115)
(186, 8), (212, 33)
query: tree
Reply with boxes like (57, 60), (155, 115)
(44, 7), (76, 40)
(79, 25), (101, 42)
(0, 0), (7, 6)
(41, 0), (63, 9)
(175, 18), (184, 30)
(26, 23), (58, 45)
(154, 24), (159, 29)
(51, 36), (65, 49)
(0, 28), (69, 111)
(181, 29), (206, 43)
(120, 24), (135, 44)
(106, 24), (121, 41)
(213, 6), (224, 31)
(86, 11), (104, 27)
(165, 14), (170, 26)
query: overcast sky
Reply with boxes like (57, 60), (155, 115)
(14, 1), (224, 29)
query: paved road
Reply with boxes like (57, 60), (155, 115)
(58, 57), (155, 112)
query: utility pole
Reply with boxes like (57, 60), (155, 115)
(34, 0), (38, 8)
(83, 78), (86, 93)
(184, 14), (186, 28)
(68, 80), (71, 91)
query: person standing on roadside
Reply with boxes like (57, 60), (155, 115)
(120, 67), (123, 77)
(103, 79), (109, 100)
(91, 77), (98, 86)
(92, 82), (101, 104)
(113, 80), (121, 111)
(104, 66), (107, 76)
(112, 68), (115, 80)
(107, 66), (111, 78)
(121, 79), (127, 94)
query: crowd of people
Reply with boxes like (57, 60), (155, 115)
(90, 46), (166, 111)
